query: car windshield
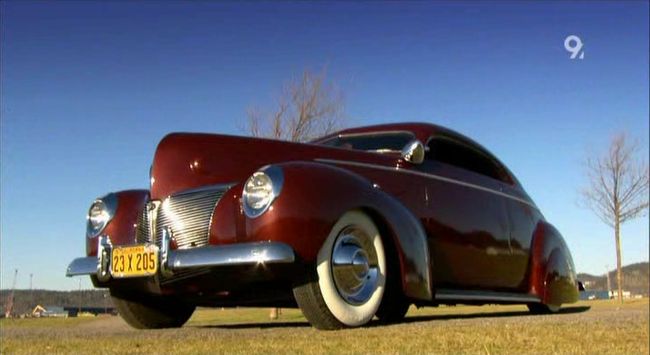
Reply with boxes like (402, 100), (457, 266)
(318, 132), (414, 153)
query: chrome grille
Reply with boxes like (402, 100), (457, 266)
(156, 188), (226, 249)
(134, 185), (229, 249)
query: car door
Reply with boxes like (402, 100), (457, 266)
(417, 135), (514, 290)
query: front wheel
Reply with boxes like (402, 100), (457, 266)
(111, 290), (195, 329)
(293, 210), (386, 330)
(527, 302), (561, 314)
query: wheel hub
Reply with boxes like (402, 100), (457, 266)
(331, 227), (379, 305)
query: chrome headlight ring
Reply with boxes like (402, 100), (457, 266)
(242, 165), (283, 218)
(86, 193), (118, 238)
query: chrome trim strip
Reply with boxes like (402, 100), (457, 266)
(334, 130), (415, 139)
(315, 158), (537, 209)
(169, 242), (295, 269)
(66, 257), (98, 277)
(435, 289), (540, 303)
(171, 183), (235, 197)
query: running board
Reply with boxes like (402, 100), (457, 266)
(434, 289), (540, 303)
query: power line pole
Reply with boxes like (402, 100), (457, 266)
(605, 265), (612, 299)
(29, 273), (34, 311)
(4, 269), (18, 318)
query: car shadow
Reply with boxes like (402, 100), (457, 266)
(375, 305), (592, 327)
(196, 321), (312, 329)
(194, 306), (591, 330)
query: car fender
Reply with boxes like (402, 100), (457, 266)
(210, 161), (432, 301)
(86, 190), (149, 256)
(528, 222), (579, 304)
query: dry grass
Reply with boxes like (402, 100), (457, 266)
(1, 299), (648, 354)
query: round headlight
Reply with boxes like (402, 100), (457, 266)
(242, 166), (283, 218)
(244, 172), (273, 209)
(86, 194), (118, 238)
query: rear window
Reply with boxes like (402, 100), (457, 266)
(318, 132), (414, 152)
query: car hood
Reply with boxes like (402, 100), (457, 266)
(150, 133), (398, 199)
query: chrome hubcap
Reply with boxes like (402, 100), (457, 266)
(331, 227), (379, 305)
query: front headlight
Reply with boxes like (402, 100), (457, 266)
(86, 193), (118, 238)
(242, 166), (283, 218)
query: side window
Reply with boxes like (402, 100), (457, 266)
(426, 137), (512, 184)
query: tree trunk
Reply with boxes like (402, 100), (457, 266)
(614, 220), (623, 303)
(269, 307), (279, 320)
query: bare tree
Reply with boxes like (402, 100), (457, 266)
(580, 133), (649, 303)
(244, 68), (345, 143)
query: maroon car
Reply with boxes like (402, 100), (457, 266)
(67, 122), (579, 329)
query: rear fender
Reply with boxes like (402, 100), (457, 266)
(528, 222), (579, 304)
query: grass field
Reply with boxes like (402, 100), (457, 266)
(1, 299), (648, 354)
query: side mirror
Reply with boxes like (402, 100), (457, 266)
(401, 140), (425, 164)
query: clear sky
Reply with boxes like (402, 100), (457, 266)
(1, 1), (648, 290)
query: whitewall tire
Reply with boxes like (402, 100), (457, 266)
(294, 210), (387, 329)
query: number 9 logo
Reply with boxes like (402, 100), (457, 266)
(564, 35), (584, 60)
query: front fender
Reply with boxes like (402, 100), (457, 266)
(209, 161), (432, 301)
(86, 190), (149, 256)
(528, 222), (579, 304)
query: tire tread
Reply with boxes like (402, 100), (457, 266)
(293, 281), (345, 330)
(111, 290), (195, 329)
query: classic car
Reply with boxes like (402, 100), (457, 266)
(66, 122), (579, 330)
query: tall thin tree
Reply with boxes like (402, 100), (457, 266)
(580, 133), (649, 302)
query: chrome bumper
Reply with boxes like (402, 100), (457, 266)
(66, 235), (296, 279)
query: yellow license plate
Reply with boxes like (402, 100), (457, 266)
(111, 244), (158, 278)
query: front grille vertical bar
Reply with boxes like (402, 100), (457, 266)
(134, 205), (151, 244)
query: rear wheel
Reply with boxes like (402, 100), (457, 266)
(111, 290), (195, 329)
(527, 302), (560, 314)
(293, 210), (386, 330)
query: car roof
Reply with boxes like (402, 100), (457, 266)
(317, 122), (467, 146)
(316, 122), (526, 191)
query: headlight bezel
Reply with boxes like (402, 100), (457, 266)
(86, 193), (118, 239)
(242, 165), (283, 218)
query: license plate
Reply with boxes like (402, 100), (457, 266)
(111, 244), (158, 278)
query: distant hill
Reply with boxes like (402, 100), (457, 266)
(577, 262), (649, 296)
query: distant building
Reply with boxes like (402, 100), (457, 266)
(31, 305), (68, 318)
(579, 290), (636, 300)
(609, 290), (632, 299)
(579, 290), (610, 300)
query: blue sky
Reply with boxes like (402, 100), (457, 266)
(1, 1), (648, 290)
